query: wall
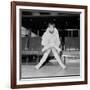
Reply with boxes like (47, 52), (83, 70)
(0, 0), (89, 90)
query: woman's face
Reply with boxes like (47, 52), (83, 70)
(49, 24), (54, 33)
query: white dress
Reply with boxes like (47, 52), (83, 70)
(41, 27), (61, 53)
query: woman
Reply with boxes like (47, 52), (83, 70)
(35, 23), (66, 69)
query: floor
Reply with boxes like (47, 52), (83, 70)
(21, 59), (80, 79)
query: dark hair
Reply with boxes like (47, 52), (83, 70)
(48, 22), (55, 27)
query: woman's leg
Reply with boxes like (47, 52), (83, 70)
(35, 49), (51, 69)
(52, 48), (66, 69)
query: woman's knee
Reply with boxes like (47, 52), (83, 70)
(45, 49), (51, 55)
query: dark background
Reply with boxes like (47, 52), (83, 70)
(21, 9), (80, 37)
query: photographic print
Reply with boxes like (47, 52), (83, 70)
(11, 1), (88, 89)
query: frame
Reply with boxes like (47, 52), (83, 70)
(11, 1), (88, 89)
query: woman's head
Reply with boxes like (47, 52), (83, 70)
(48, 23), (55, 33)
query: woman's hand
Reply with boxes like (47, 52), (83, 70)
(42, 44), (61, 53)
(53, 45), (61, 52)
(42, 45), (51, 52)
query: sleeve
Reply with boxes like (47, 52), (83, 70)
(54, 28), (61, 47)
(41, 28), (49, 46)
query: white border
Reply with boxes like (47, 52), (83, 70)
(16, 6), (85, 85)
